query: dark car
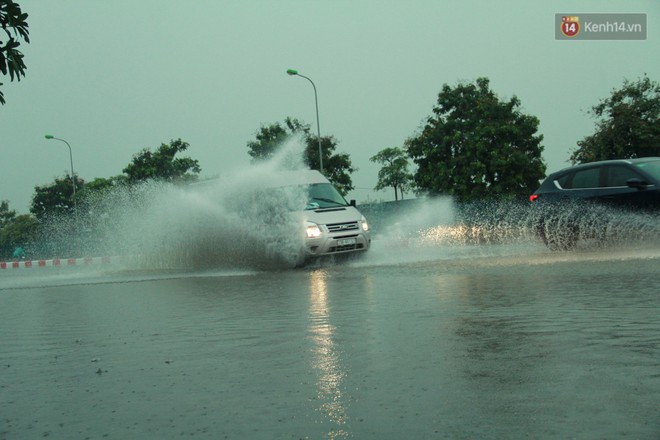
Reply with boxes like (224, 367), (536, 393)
(529, 157), (660, 249)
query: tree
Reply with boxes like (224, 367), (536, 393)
(247, 122), (289, 162)
(75, 175), (127, 201)
(0, 0), (29, 105)
(0, 199), (16, 228)
(123, 138), (201, 184)
(30, 174), (84, 221)
(370, 147), (413, 201)
(0, 213), (38, 257)
(570, 75), (660, 164)
(247, 117), (356, 195)
(407, 77), (546, 200)
(320, 145), (355, 196)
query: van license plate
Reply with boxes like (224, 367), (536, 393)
(338, 238), (357, 246)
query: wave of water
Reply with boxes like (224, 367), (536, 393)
(29, 137), (312, 271)
(11, 136), (660, 278)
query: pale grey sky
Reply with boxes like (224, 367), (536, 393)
(1, 0), (658, 213)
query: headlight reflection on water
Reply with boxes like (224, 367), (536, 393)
(308, 270), (350, 439)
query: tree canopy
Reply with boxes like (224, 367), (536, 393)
(407, 77), (546, 200)
(1, 138), (204, 258)
(247, 121), (289, 162)
(0, 199), (16, 228)
(370, 147), (413, 201)
(247, 117), (356, 195)
(30, 174), (84, 221)
(0, 213), (37, 257)
(0, 0), (29, 105)
(123, 138), (201, 184)
(27, 139), (198, 221)
(1, 200), (37, 258)
(570, 75), (660, 164)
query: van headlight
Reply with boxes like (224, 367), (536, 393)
(306, 221), (322, 238)
(361, 215), (370, 232)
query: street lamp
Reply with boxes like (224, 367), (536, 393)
(286, 68), (323, 173)
(45, 134), (76, 199)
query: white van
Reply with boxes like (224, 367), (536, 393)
(288, 170), (371, 260)
(190, 169), (371, 266)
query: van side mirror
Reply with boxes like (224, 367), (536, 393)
(626, 178), (649, 190)
(350, 199), (356, 207)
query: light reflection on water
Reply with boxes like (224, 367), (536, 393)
(1, 250), (659, 438)
(3, 143), (660, 438)
(308, 269), (350, 439)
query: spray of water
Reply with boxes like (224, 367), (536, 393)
(31, 137), (660, 272)
(31, 135), (311, 270)
(358, 196), (660, 267)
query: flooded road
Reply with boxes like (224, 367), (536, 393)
(2, 241), (659, 440)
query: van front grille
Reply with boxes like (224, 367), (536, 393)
(326, 221), (359, 233)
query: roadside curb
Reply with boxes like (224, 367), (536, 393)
(1, 256), (122, 270)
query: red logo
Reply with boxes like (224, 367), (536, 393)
(561, 16), (580, 37)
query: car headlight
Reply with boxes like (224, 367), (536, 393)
(361, 215), (369, 232)
(305, 221), (322, 238)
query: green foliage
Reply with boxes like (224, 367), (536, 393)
(570, 75), (660, 164)
(0, 213), (37, 257)
(123, 138), (201, 184)
(407, 77), (546, 201)
(0, 199), (16, 228)
(247, 117), (309, 162)
(247, 121), (290, 162)
(246, 117), (356, 195)
(16, 139), (198, 246)
(30, 174), (84, 221)
(0, 0), (29, 105)
(75, 175), (127, 202)
(370, 147), (413, 201)
(320, 145), (356, 196)
(4, 138), (200, 258)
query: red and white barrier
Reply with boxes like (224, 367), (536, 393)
(0, 256), (122, 269)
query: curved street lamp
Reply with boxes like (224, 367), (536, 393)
(286, 68), (323, 173)
(45, 134), (76, 199)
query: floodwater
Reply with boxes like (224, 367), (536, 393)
(2, 151), (659, 439)
(2, 239), (659, 440)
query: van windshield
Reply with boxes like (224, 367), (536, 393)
(305, 183), (348, 210)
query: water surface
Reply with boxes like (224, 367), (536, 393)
(2, 243), (659, 439)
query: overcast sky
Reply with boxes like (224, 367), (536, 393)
(1, 0), (658, 213)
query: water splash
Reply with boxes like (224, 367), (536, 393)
(359, 196), (660, 266)
(29, 136), (660, 272)
(33, 136), (311, 270)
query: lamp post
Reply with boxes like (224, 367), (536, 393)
(286, 68), (323, 173)
(45, 134), (76, 199)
